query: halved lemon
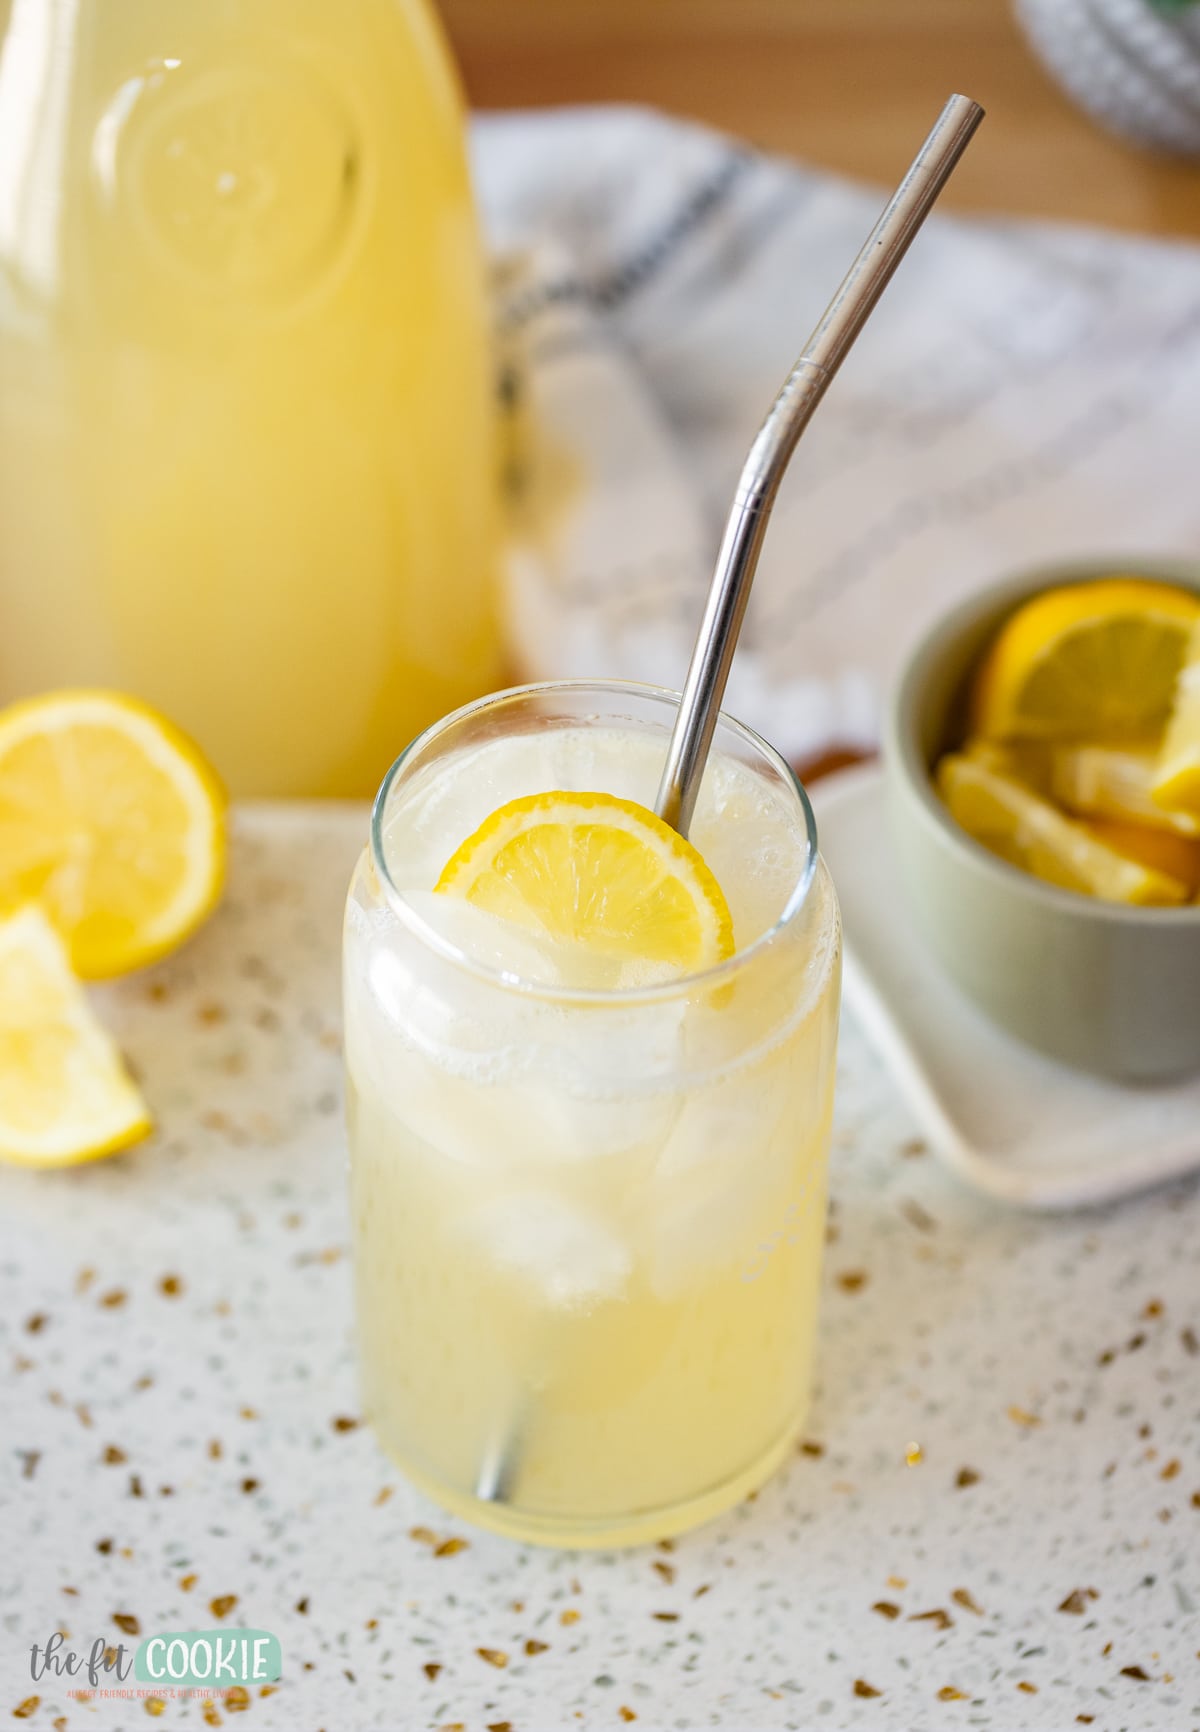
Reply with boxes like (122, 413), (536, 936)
(938, 753), (1188, 905)
(1152, 620), (1200, 820)
(0, 691), (225, 979)
(0, 906), (151, 1166)
(970, 579), (1200, 743)
(435, 791), (734, 975)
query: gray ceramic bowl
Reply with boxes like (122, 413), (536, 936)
(885, 558), (1200, 1082)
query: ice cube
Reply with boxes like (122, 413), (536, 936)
(645, 1066), (797, 1300)
(347, 887), (690, 1170)
(461, 1190), (632, 1307)
(398, 890), (568, 986)
(358, 891), (565, 1076)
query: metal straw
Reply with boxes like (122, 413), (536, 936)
(655, 92), (985, 837)
(475, 92), (983, 1509)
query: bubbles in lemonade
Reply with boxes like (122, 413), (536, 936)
(344, 711), (841, 1546)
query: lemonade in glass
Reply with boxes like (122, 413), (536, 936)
(343, 683), (841, 1546)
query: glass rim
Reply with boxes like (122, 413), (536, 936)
(368, 678), (821, 1007)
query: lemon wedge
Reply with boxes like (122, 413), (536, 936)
(964, 735), (1200, 838)
(971, 579), (1200, 743)
(0, 906), (151, 1166)
(1152, 620), (1200, 820)
(938, 753), (1188, 905)
(0, 691), (225, 978)
(961, 735), (1048, 785)
(435, 791), (734, 975)
(1080, 817), (1200, 898)
(1048, 741), (1200, 837)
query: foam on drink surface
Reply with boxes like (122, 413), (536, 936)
(374, 726), (812, 984)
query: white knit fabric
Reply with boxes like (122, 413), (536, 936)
(1016, 0), (1200, 155)
(474, 107), (1200, 764)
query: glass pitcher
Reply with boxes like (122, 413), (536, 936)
(0, 0), (502, 795)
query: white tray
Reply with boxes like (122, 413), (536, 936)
(812, 763), (1200, 1209)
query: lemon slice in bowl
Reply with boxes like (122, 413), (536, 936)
(970, 578), (1200, 742)
(0, 691), (225, 979)
(0, 906), (151, 1167)
(937, 753), (1189, 906)
(1152, 620), (1200, 820)
(435, 791), (735, 977)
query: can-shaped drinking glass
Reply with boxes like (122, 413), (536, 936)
(343, 681), (841, 1546)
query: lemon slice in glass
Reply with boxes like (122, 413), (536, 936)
(435, 791), (735, 976)
(0, 906), (151, 1167)
(938, 752), (1188, 905)
(0, 690), (225, 979)
(971, 578), (1200, 742)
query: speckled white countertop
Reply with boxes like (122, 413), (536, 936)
(2, 806), (1198, 1732)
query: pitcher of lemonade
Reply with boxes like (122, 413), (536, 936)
(0, 0), (501, 795)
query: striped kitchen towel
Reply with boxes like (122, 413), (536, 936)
(473, 106), (1200, 766)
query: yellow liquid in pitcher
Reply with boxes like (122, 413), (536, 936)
(0, 0), (501, 794)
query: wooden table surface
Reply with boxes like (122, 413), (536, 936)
(440, 0), (1200, 240)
